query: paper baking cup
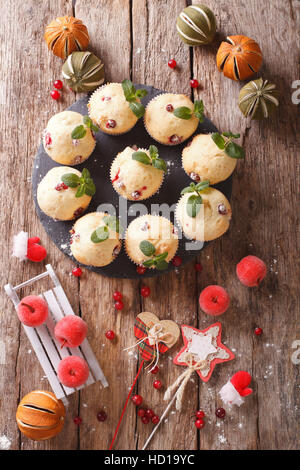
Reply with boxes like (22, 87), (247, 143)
(88, 83), (138, 136)
(124, 215), (179, 268)
(109, 148), (165, 201)
(144, 93), (197, 146)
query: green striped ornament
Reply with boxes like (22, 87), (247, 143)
(62, 51), (105, 92)
(176, 4), (216, 46)
(238, 78), (279, 120)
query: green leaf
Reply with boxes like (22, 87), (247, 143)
(83, 179), (96, 196)
(195, 180), (209, 192)
(129, 101), (145, 118)
(139, 240), (156, 257)
(143, 259), (155, 268)
(211, 132), (226, 149)
(122, 79), (136, 101)
(153, 158), (167, 173)
(75, 185), (85, 198)
(103, 215), (122, 233)
(136, 88), (148, 98)
(132, 151), (151, 165)
(90, 225), (109, 243)
(187, 194), (202, 218)
(83, 115), (92, 127)
(81, 168), (90, 180)
(181, 185), (195, 195)
(154, 259), (169, 271)
(149, 145), (159, 160)
(153, 252), (168, 262)
(71, 125), (87, 140)
(225, 142), (245, 159)
(90, 123), (99, 133)
(193, 100), (204, 122)
(173, 106), (192, 120)
(61, 173), (80, 188)
(222, 131), (240, 139)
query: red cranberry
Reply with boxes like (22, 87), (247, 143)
(141, 286), (151, 298)
(141, 416), (150, 424)
(115, 300), (124, 311)
(190, 79), (199, 89)
(195, 418), (205, 429)
(172, 256), (182, 267)
(72, 267), (82, 277)
(105, 330), (115, 340)
(44, 132), (52, 146)
(112, 168), (120, 183)
(73, 207), (84, 218)
(166, 104), (174, 112)
(145, 409), (154, 419)
(152, 415), (160, 425)
(196, 410), (205, 419)
(97, 411), (107, 422)
(113, 291), (122, 301)
(137, 408), (146, 418)
(218, 203), (227, 215)
(136, 265), (146, 275)
(169, 134), (182, 144)
(131, 395), (143, 406)
(73, 416), (82, 425)
(50, 89), (60, 100)
(194, 263), (203, 272)
(168, 59), (177, 69)
(215, 408), (226, 419)
(113, 245), (121, 257)
(190, 172), (201, 182)
(73, 155), (83, 165)
(55, 182), (68, 191)
(153, 380), (162, 390)
(132, 144), (138, 151)
(132, 190), (141, 200)
(150, 365), (159, 374)
(54, 79), (63, 89)
(101, 96), (111, 101)
(255, 327), (263, 336)
(106, 119), (116, 128)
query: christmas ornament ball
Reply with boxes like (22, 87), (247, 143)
(176, 4), (216, 46)
(238, 78), (279, 120)
(62, 51), (105, 93)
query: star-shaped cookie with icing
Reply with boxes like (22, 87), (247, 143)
(173, 322), (235, 382)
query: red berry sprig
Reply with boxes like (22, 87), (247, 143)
(113, 291), (124, 310)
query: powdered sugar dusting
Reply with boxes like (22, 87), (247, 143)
(0, 435), (11, 450)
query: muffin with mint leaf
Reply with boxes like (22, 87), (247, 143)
(182, 132), (244, 184)
(144, 94), (203, 145)
(88, 80), (147, 135)
(110, 145), (166, 201)
(125, 215), (178, 270)
(175, 181), (232, 241)
(70, 212), (122, 267)
(37, 167), (95, 221)
(43, 111), (96, 165)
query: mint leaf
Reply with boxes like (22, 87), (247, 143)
(122, 79), (136, 101)
(155, 259), (168, 270)
(149, 145), (159, 160)
(143, 259), (155, 268)
(83, 179), (96, 196)
(103, 215), (122, 233)
(132, 151), (151, 165)
(136, 88), (148, 98)
(195, 180), (209, 192)
(71, 125), (87, 140)
(194, 100), (204, 122)
(91, 225), (109, 243)
(222, 131), (240, 139)
(225, 142), (245, 159)
(173, 106), (193, 120)
(140, 240), (156, 257)
(75, 185), (85, 198)
(153, 252), (168, 262)
(211, 132), (226, 149)
(61, 173), (80, 188)
(129, 101), (145, 118)
(187, 194), (202, 218)
(181, 186), (195, 195)
(83, 116), (93, 127)
(81, 168), (90, 179)
(153, 158), (167, 173)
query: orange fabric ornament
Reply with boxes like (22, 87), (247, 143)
(216, 35), (262, 81)
(16, 390), (65, 440)
(44, 16), (89, 60)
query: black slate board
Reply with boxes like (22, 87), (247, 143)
(32, 85), (232, 279)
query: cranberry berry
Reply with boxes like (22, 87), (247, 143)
(72, 267), (82, 277)
(50, 89), (60, 100)
(136, 265), (146, 275)
(115, 300), (124, 311)
(196, 410), (205, 419)
(168, 59), (177, 69)
(113, 291), (122, 301)
(150, 365), (159, 374)
(194, 263), (203, 273)
(141, 416), (150, 424)
(106, 119), (116, 129)
(73, 416), (82, 425)
(166, 104), (174, 112)
(55, 182), (68, 191)
(137, 408), (146, 418)
(195, 418), (205, 429)
(215, 407), (226, 419)
(254, 327), (263, 336)
(190, 79), (199, 89)
(131, 394), (143, 406)
(97, 411), (107, 422)
(153, 380), (162, 390)
(152, 415), (160, 425)
(172, 256), (182, 267)
(141, 286), (151, 298)
(105, 330), (115, 340)
(54, 79), (63, 89)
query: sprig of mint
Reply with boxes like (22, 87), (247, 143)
(71, 116), (99, 139)
(139, 240), (169, 271)
(211, 132), (245, 159)
(181, 180), (209, 218)
(91, 215), (122, 244)
(61, 168), (96, 198)
(132, 145), (167, 173)
(122, 79), (148, 119)
(173, 100), (204, 122)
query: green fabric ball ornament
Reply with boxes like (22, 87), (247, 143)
(176, 4), (216, 46)
(62, 51), (105, 92)
(238, 78), (279, 120)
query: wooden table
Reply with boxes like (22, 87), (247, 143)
(1, 0), (299, 451)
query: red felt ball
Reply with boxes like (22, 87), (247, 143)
(236, 255), (267, 287)
(190, 79), (199, 88)
(54, 79), (63, 89)
(153, 380), (162, 390)
(113, 291), (122, 301)
(58, 356), (89, 388)
(17, 295), (48, 327)
(141, 286), (151, 298)
(105, 330), (115, 340)
(27, 237), (47, 262)
(199, 285), (230, 316)
(50, 89), (60, 100)
(168, 59), (177, 69)
(55, 315), (87, 348)
(131, 395), (143, 406)
(72, 267), (82, 277)
(195, 418), (205, 429)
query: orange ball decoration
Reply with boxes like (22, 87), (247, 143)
(16, 390), (65, 441)
(44, 16), (89, 60)
(216, 35), (262, 81)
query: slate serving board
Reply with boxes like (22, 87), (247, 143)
(32, 85), (232, 279)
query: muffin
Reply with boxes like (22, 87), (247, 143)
(70, 212), (122, 267)
(182, 134), (237, 184)
(43, 111), (95, 165)
(110, 146), (164, 201)
(125, 215), (178, 268)
(37, 166), (92, 220)
(176, 187), (232, 241)
(144, 93), (198, 145)
(88, 83), (139, 135)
